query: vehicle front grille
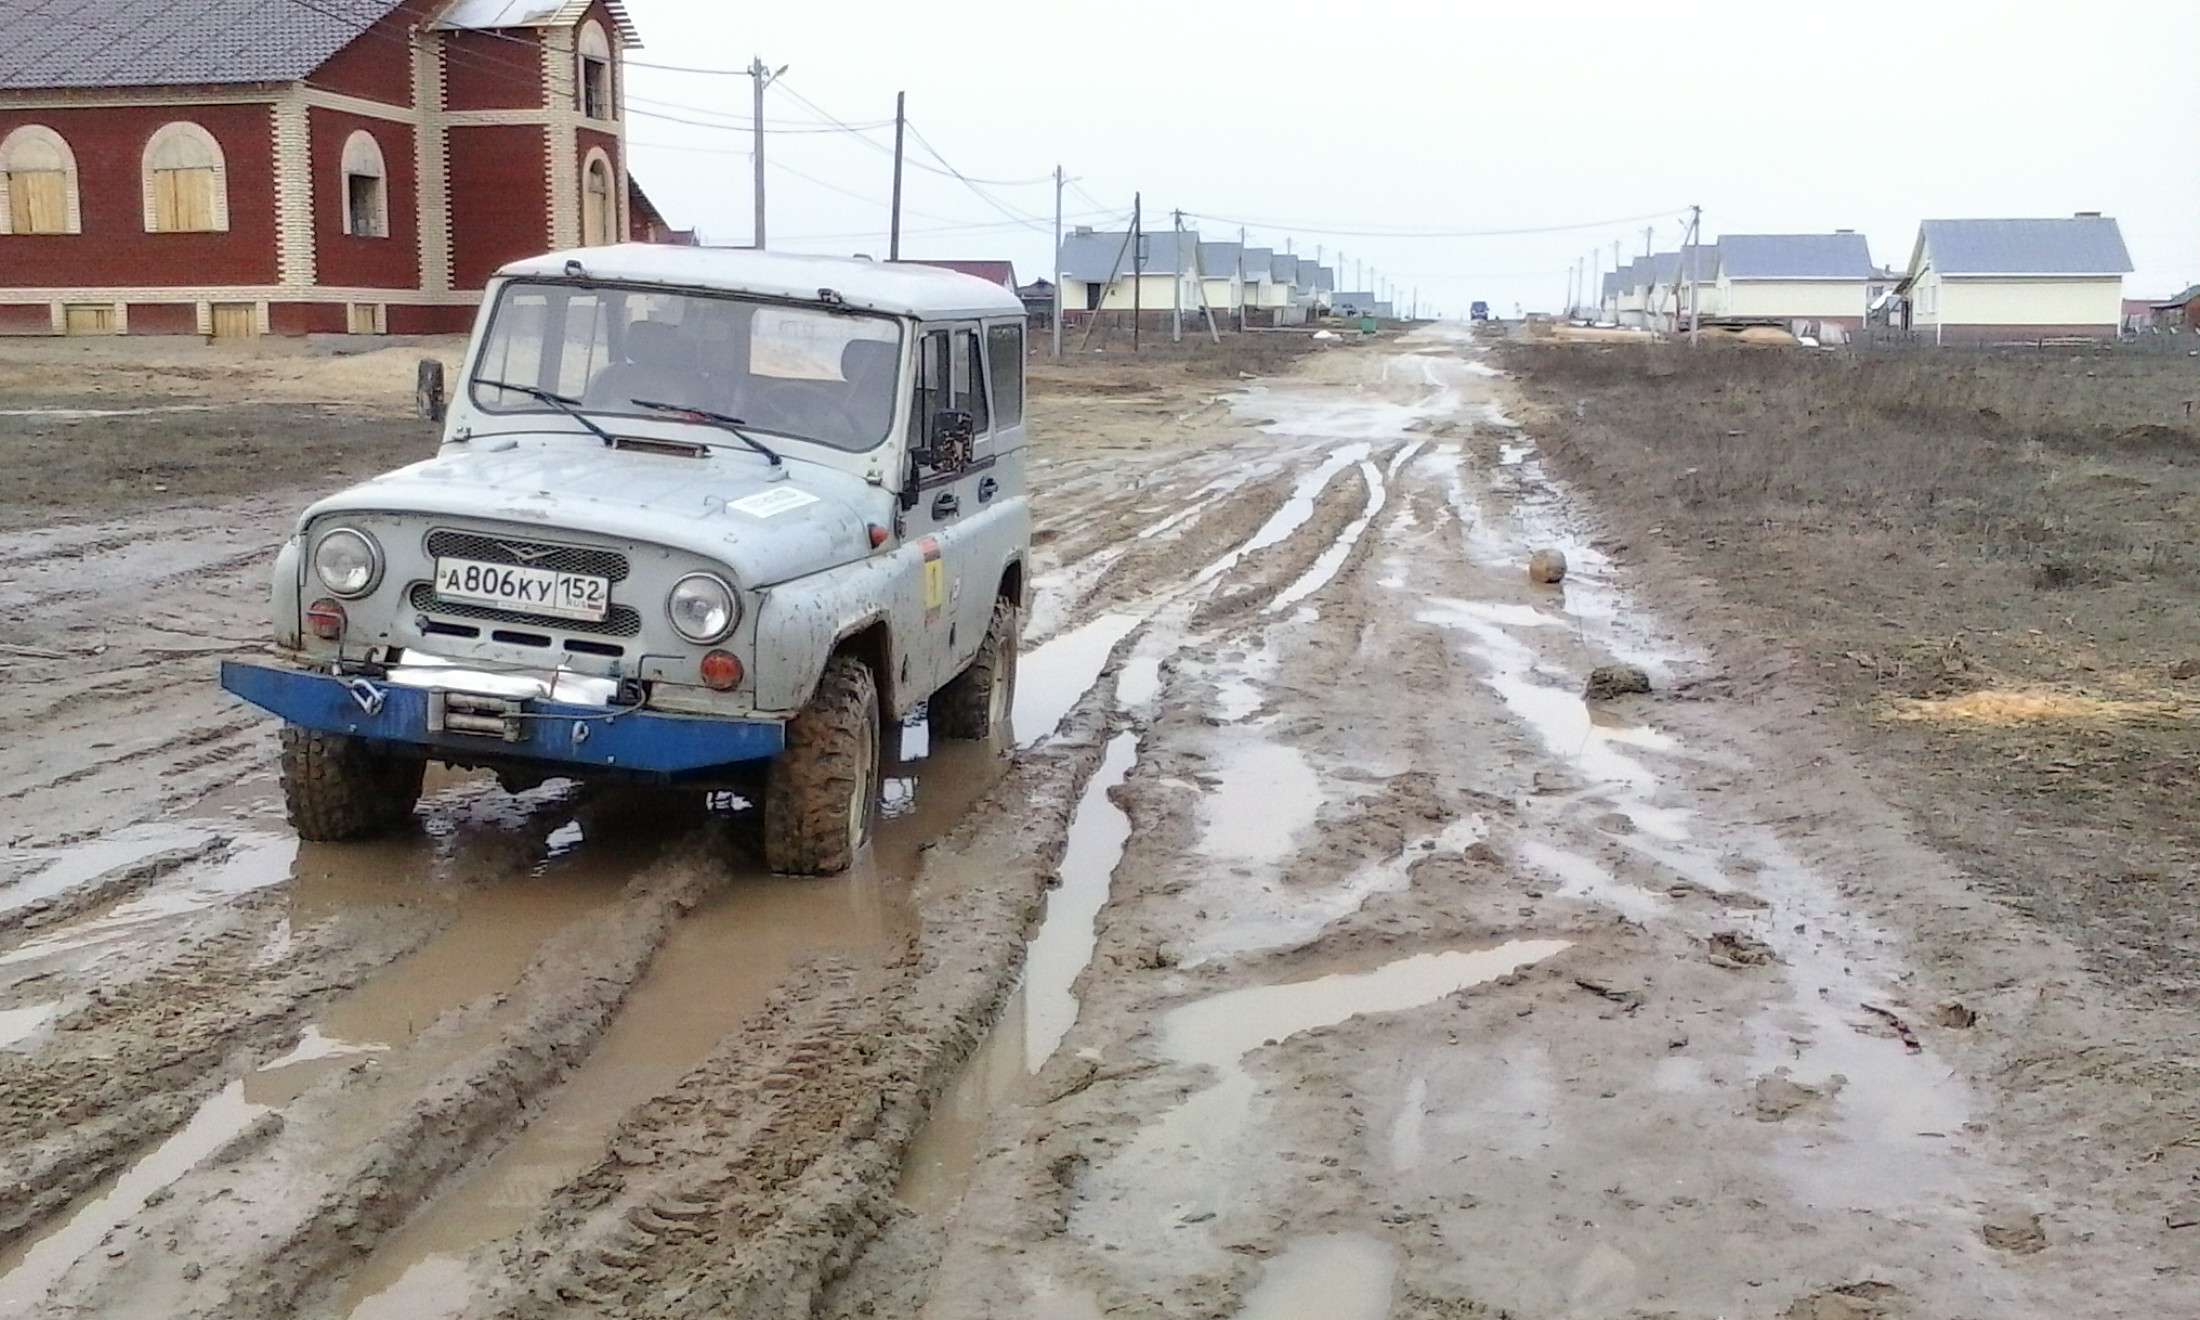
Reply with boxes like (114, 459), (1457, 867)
(424, 529), (630, 582)
(408, 583), (643, 637)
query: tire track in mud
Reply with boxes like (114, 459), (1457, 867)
(41, 844), (720, 1320)
(0, 356), (1448, 1320)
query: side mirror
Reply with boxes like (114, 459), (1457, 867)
(920, 409), (975, 472)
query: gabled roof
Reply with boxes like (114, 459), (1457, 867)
(439, 0), (640, 45)
(1240, 247), (1273, 280)
(1271, 254), (1300, 283)
(0, 0), (406, 90)
(1056, 230), (1203, 280)
(1718, 233), (1874, 280)
(1600, 271), (1622, 297)
(2154, 284), (2200, 310)
(1313, 265), (1334, 292)
(1648, 245), (1718, 286)
(1196, 242), (1241, 277)
(898, 259), (1017, 290)
(1916, 217), (2133, 276)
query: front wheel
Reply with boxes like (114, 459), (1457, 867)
(278, 726), (425, 841)
(762, 654), (881, 875)
(931, 599), (1018, 741)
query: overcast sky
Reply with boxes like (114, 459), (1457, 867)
(623, 0), (2198, 318)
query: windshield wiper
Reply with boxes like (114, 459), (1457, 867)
(475, 379), (616, 446)
(629, 399), (783, 469)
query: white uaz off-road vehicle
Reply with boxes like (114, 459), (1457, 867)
(221, 247), (1030, 874)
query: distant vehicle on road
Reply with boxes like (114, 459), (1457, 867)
(1469, 301), (1490, 321)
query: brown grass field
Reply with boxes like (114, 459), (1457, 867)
(1505, 342), (2200, 998)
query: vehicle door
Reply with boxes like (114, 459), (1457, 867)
(904, 323), (994, 694)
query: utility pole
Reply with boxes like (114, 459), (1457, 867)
(888, 91), (906, 260)
(1686, 203), (1703, 345)
(1171, 208), (1185, 343)
(1238, 226), (1247, 331)
(1130, 191), (1143, 353)
(1050, 165), (1064, 361)
(747, 56), (781, 249)
(1354, 257), (1362, 291)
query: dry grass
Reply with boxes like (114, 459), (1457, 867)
(1507, 343), (2200, 587)
(1501, 342), (2200, 994)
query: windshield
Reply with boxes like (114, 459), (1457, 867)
(468, 281), (904, 452)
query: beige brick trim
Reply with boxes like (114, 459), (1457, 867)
(1, 284), (483, 304)
(270, 92), (314, 289)
(415, 34), (453, 296)
(542, 31), (579, 252)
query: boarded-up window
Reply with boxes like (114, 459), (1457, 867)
(581, 156), (613, 246)
(340, 130), (388, 238)
(1, 125), (78, 235)
(142, 122), (226, 232)
(64, 304), (117, 335)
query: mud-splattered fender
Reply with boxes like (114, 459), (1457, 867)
(749, 548), (931, 718)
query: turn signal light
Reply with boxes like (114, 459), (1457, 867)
(699, 649), (743, 691)
(867, 523), (890, 549)
(306, 597), (346, 641)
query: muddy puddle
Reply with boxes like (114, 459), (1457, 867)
(1073, 939), (1571, 1246)
(1234, 1233), (1399, 1320)
(338, 730), (1004, 1319)
(1014, 613), (1141, 746)
(898, 731), (1139, 1215)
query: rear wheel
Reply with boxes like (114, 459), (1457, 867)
(931, 598), (1017, 741)
(763, 654), (881, 875)
(279, 725), (425, 841)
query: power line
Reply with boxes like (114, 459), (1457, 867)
(1181, 206), (1686, 240)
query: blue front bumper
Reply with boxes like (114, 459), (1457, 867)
(219, 659), (784, 774)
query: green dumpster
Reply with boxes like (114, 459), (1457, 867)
(1358, 315), (1378, 335)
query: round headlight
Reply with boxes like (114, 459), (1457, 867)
(667, 573), (738, 644)
(312, 527), (381, 598)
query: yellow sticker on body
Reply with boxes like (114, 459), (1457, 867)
(920, 536), (947, 621)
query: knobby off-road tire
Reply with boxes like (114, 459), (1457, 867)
(763, 654), (882, 875)
(278, 725), (426, 841)
(931, 598), (1018, 741)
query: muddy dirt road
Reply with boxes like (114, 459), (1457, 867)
(1, 327), (2191, 1318)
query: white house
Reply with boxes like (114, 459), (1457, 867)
(1055, 227), (1198, 319)
(1713, 232), (1875, 332)
(1646, 245), (1719, 331)
(1897, 215), (2132, 344)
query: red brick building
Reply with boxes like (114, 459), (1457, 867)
(0, 0), (640, 336)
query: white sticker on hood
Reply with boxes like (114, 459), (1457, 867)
(729, 487), (822, 518)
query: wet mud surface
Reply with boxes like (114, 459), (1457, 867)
(0, 329), (2191, 1317)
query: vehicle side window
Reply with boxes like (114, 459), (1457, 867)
(986, 322), (1023, 427)
(950, 326), (989, 434)
(910, 328), (948, 445)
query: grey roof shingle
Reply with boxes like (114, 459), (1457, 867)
(1719, 233), (1874, 280)
(1239, 247), (1272, 280)
(1648, 246), (1718, 285)
(0, 0), (408, 90)
(1057, 229), (1204, 280)
(1314, 265), (1334, 292)
(1918, 217), (2132, 276)
(1271, 254), (1300, 284)
(1197, 241), (1241, 277)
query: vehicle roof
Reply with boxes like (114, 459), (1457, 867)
(495, 244), (1028, 319)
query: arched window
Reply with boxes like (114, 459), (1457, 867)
(577, 21), (613, 120)
(581, 152), (614, 246)
(340, 130), (388, 238)
(1, 125), (80, 235)
(142, 121), (227, 232)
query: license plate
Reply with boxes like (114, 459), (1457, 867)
(432, 557), (609, 622)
